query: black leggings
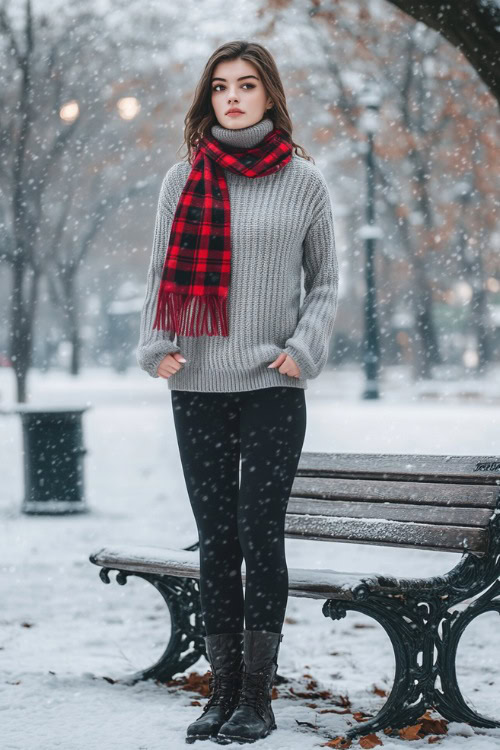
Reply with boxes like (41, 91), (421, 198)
(170, 386), (307, 635)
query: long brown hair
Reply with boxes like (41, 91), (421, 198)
(177, 40), (314, 165)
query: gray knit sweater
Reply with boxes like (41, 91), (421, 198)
(136, 117), (338, 392)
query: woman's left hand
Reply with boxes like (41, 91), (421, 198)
(268, 352), (301, 378)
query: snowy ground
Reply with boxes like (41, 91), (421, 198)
(1, 363), (500, 750)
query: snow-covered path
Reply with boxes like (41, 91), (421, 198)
(1, 365), (499, 749)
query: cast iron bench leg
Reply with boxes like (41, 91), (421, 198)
(324, 578), (500, 739)
(324, 594), (426, 739)
(435, 577), (500, 728)
(97, 567), (206, 683)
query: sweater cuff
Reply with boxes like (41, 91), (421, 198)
(283, 342), (317, 380)
(136, 340), (181, 379)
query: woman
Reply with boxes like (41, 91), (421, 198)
(137, 39), (339, 745)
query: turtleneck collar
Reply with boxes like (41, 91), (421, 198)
(211, 116), (274, 148)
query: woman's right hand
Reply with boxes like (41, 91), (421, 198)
(156, 352), (187, 379)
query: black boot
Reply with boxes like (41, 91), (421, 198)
(216, 629), (283, 745)
(185, 632), (244, 744)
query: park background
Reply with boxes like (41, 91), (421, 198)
(1, 0), (499, 748)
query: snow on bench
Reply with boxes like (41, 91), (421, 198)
(90, 543), (427, 601)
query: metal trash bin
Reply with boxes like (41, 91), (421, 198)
(6, 405), (91, 515)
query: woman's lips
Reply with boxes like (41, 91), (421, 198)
(226, 111), (244, 117)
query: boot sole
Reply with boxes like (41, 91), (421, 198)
(186, 732), (217, 743)
(216, 724), (277, 744)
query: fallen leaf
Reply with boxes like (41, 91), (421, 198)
(321, 737), (352, 748)
(420, 716), (448, 735)
(338, 694), (351, 708)
(399, 723), (423, 740)
(353, 710), (373, 722)
(359, 734), (383, 747)
(164, 671), (211, 697)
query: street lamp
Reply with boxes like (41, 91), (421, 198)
(357, 82), (382, 400)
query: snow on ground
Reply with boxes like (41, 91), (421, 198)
(1, 363), (500, 750)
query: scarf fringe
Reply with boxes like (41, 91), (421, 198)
(153, 287), (229, 337)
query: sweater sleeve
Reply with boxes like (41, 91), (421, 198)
(283, 173), (339, 380)
(136, 167), (182, 378)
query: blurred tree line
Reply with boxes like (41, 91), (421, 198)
(0, 0), (498, 401)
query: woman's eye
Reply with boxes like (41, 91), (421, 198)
(212, 83), (255, 92)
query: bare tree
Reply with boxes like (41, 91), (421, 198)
(0, 0), (180, 396)
(45, 174), (156, 375)
(298, 0), (499, 378)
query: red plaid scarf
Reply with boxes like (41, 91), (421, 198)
(152, 124), (293, 336)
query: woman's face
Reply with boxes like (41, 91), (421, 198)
(211, 58), (273, 129)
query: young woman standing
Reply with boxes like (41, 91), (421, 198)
(137, 40), (339, 745)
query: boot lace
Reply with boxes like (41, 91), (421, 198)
(236, 669), (272, 720)
(203, 669), (241, 714)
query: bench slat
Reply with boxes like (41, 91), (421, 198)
(296, 452), (500, 484)
(89, 545), (422, 601)
(287, 497), (494, 528)
(291, 477), (499, 509)
(284, 514), (488, 554)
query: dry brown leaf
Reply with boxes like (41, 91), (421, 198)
(372, 685), (388, 697)
(420, 716), (448, 735)
(338, 694), (352, 708)
(353, 710), (373, 722)
(321, 737), (352, 748)
(290, 685), (334, 700)
(398, 723), (423, 740)
(166, 670), (211, 697)
(395, 710), (448, 740)
(359, 734), (383, 747)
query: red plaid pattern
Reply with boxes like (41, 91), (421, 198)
(152, 126), (293, 336)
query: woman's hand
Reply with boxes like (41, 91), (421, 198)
(157, 352), (187, 379)
(267, 352), (301, 378)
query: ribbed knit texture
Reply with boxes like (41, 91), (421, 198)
(137, 117), (339, 392)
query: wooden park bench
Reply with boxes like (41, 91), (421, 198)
(89, 452), (500, 740)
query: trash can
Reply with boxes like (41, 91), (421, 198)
(6, 405), (91, 515)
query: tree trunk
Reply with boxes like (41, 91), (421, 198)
(64, 275), (81, 376)
(10, 260), (39, 403)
